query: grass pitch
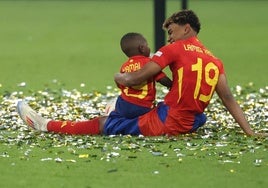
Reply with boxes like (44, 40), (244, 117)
(0, 0), (267, 92)
(0, 86), (267, 188)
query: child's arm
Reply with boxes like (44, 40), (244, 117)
(157, 76), (172, 89)
(154, 70), (172, 89)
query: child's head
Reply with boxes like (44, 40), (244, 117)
(120, 32), (150, 57)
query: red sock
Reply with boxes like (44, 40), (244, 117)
(47, 117), (100, 135)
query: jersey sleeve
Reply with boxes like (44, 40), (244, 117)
(151, 44), (176, 69)
(216, 59), (225, 75)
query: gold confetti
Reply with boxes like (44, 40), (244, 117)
(0, 83), (267, 166)
(79, 154), (89, 158)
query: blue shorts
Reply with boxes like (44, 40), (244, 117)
(103, 111), (141, 135)
(191, 113), (207, 132)
(103, 103), (206, 136)
(115, 96), (151, 119)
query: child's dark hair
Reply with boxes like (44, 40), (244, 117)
(120, 32), (145, 57)
(163, 10), (201, 33)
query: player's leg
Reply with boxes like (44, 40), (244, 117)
(103, 103), (169, 136)
(17, 101), (50, 131)
(190, 113), (206, 132)
(17, 101), (105, 135)
(138, 103), (169, 136)
(137, 103), (206, 135)
(115, 96), (151, 118)
(103, 111), (141, 135)
(46, 117), (106, 135)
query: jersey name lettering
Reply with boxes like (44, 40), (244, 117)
(122, 62), (141, 72)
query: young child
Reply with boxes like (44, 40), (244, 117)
(17, 32), (172, 134)
(114, 32), (172, 118)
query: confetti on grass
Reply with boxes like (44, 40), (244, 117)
(0, 84), (267, 166)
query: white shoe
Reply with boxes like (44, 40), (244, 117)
(17, 101), (50, 132)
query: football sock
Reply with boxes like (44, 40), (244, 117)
(47, 117), (100, 135)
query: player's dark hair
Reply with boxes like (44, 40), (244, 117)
(120, 32), (145, 57)
(163, 10), (201, 33)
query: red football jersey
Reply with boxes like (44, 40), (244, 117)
(119, 55), (166, 108)
(152, 36), (225, 116)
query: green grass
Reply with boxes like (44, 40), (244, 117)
(0, 0), (154, 92)
(0, 1), (268, 188)
(1, 126), (267, 188)
(0, 85), (267, 188)
(0, 0), (267, 92)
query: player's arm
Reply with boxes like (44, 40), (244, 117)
(114, 61), (162, 87)
(215, 74), (256, 136)
(157, 76), (172, 89)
